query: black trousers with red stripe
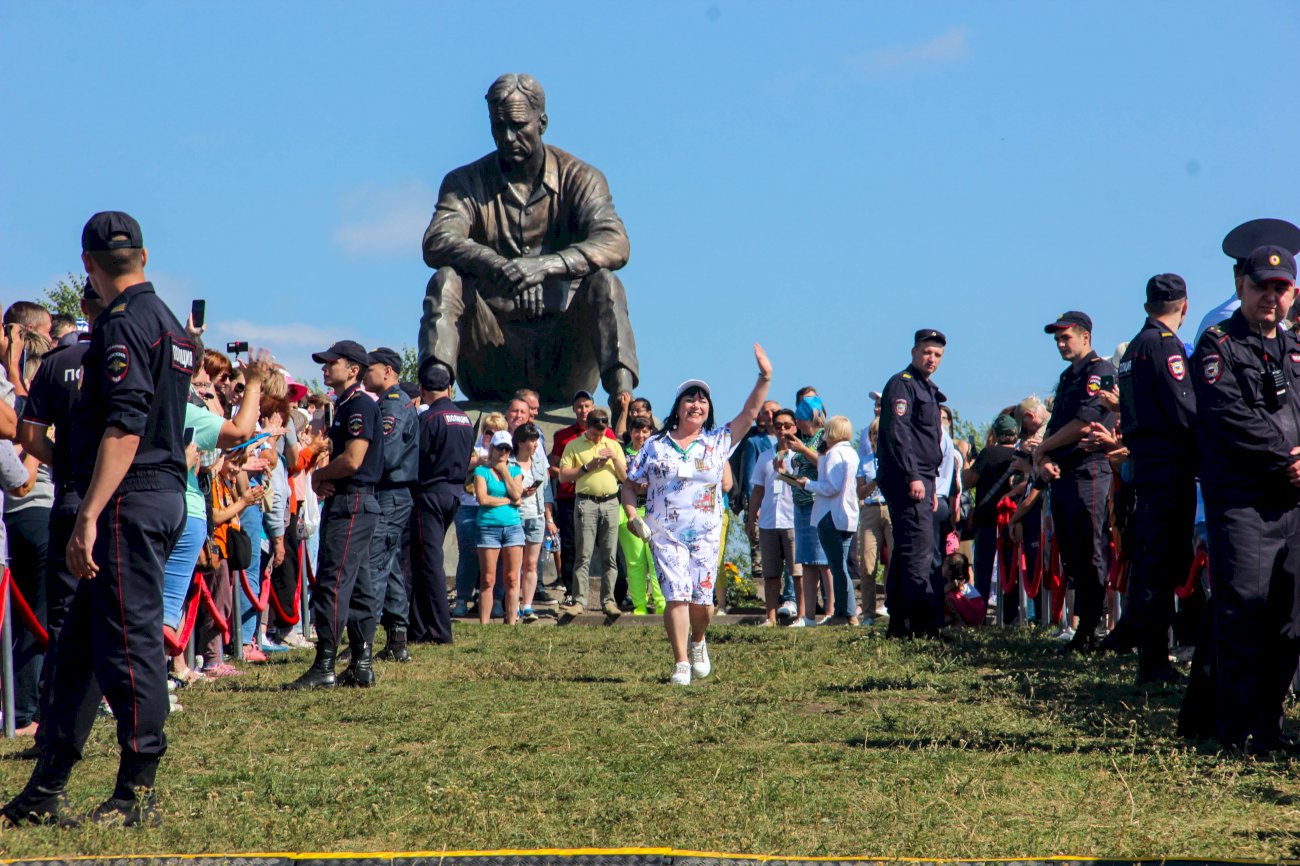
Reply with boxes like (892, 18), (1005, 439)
(409, 489), (457, 644)
(41, 489), (184, 764)
(1049, 460), (1112, 639)
(311, 491), (380, 648)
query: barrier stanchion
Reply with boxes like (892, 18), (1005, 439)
(230, 566), (244, 661)
(2, 569), (15, 738)
(300, 543), (312, 641)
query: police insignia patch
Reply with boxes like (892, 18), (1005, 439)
(348, 413), (364, 436)
(1167, 356), (1186, 380)
(1202, 354), (1222, 384)
(893, 399), (907, 417)
(1291, 352), (1300, 364)
(105, 344), (130, 383)
(382, 415), (396, 435)
(1086, 375), (1101, 394)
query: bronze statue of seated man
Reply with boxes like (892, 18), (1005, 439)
(419, 73), (638, 409)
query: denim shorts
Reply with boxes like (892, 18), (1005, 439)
(793, 501), (828, 566)
(477, 521), (525, 549)
(522, 515), (546, 545)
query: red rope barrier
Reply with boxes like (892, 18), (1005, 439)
(1020, 543), (1043, 598)
(163, 573), (204, 657)
(267, 541), (303, 626)
(238, 567), (271, 613)
(1176, 547), (1209, 600)
(1, 567), (49, 650)
(198, 573), (230, 643)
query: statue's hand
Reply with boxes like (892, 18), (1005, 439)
(500, 256), (551, 293)
(519, 285), (544, 319)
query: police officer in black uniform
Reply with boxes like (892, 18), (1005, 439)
(285, 340), (384, 690)
(408, 359), (475, 645)
(1117, 275), (1196, 684)
(4, 212), (192, 827)
(1037, 311), (1117, 655)
(877, 328), (947, 638)
(18, 285), (103, 687)
(361, 347), (418, 662)
(1190, 246), (1300, 754)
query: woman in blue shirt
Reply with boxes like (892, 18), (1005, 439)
(474, 429), (524, 624)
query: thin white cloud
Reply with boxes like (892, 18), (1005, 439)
(847, 26), (968, 76)
(332, 181), (435, 258)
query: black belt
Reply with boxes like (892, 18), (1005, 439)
(338, 484), (375, 496)
(577, 492), (619, 503)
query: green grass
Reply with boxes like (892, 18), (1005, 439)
(2, 624), (1300, 860)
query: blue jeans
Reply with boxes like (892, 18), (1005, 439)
(454, 503), (480, 602)
(239, 503), (264, 638)
(162, 515), (207, 631)
(818, 512), (856, 618)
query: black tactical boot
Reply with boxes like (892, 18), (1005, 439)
(282, 640), (337, 689)
(376, 626), (410, 663)
(1, 747), (79, 828)
(89, 752), (161, 828)
(337, 624), (375, 688)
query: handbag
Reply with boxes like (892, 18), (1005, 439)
(195, 537), (221, 574)
(225, 525), (253, 573)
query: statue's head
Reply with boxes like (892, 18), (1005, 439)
(485, 73), (548, 166)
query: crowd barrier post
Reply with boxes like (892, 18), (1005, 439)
(299, 555), (311, 641)
(230, 573), (244, 661)
(2, 575), (15, 739)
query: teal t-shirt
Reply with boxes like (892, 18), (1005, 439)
(184, 403), (224, 520)
(474, 464), (523, 528)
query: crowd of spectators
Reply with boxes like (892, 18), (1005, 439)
(0, 275), (1264, 739)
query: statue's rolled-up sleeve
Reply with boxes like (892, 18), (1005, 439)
(422, 169), (504, 279)
(558, 165), (630, 278)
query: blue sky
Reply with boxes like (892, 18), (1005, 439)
(3, 2), (1298, 435)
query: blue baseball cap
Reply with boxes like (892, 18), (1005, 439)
(795, 395), (824, 421)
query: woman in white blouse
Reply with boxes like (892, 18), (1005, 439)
(790, 415), (861, 625)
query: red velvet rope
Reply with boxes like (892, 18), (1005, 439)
(163, 573), (204, 656)
(1176, 547), (1209, 600)
(0, 567), (49, 650)
(1106, 539), (1128, 591)
(198, 574), (230, 643)
(1019, 544), (1042, 598)
(267, 541), (304, 626)
(238, 566), (271, 612)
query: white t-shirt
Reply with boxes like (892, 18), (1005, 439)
(750, 451), (795, 531)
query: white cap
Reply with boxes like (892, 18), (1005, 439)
(490, 429), (514, 450)
(675, 379), (711, 401)
(868, 390), (882, 402)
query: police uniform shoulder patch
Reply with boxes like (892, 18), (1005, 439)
(382, 414), (396, 435)
(1167, 355), (1186, 381)
(108, 301), (128, 315)
(901, 373), (912, 379)
(1202, 353), (1222, 384)
(105, 344), (130, 383)
(893, 399), (908, 417)
(348, 413), (365, 436)
(1290, 351), (1300, 364)
(1086, 375), (1102, 394)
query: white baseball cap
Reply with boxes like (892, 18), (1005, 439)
(675, 379), (711, 401)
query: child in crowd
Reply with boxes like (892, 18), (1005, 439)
(943, 551), (986, 627)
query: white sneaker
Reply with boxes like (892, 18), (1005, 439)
(1055, 627), (1076, 642)
(688, 639), (711, 679)
(670, 662), (692, 686)
(777, 600), (798, 623)
(788, 617), (806, 628)
(800, 617), (817, 628)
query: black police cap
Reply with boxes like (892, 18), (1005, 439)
(82, 211), (143, 252)
(418, 357), (453, 391)
(913, 328), (946, 346)
(1044, 310), (1093, 334)
(365, 346), (402, 371)
(1242, 246), (1298, 285)
(399, 381), (421, 400)
(311, 340), (369, 367)
(1222, 218), (1300, 261)
(1145, 273), (1187, 303)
